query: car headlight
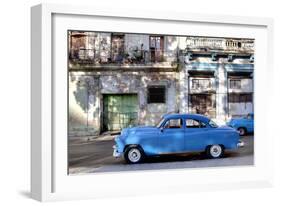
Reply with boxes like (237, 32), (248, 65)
(114, 136), (120, 143)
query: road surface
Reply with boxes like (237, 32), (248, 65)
(68, 134), (254, 174)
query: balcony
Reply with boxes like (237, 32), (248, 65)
(69, 48), (179, 70)
(189, 78), (216, 94)
(185, 37), (254, 54)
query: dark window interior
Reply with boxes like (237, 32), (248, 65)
(228, 93), (252, 103)
(148, 86), (166, 103)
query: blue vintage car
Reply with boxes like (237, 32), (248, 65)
(227, 113), (254, 136)
(113, 113), (243, 164)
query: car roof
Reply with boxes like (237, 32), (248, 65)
(162, 113), (211, 123)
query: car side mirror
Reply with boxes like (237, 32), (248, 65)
(160, 127), (164, 132)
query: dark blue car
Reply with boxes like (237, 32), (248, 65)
(227, 113), (254, 136)
(113, 113), (243, 164)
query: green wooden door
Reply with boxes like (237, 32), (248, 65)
(103, 94), (138, 131)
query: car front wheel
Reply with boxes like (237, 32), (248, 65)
(124, 146), (144, 164)
(206, 144), (224, 158)
(238, 127), (246, 136)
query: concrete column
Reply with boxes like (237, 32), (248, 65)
(216, 62), (228, 124)
(138, 75), (147, 125)
(85, 76), (100, 135)
(91, 76), (101, 134)
(167, 79), (177, 113)
(178, 64), (189, 113)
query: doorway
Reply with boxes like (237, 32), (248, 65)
(103, 94), (138, 131)
(149, 36), (164, 62)
(190, 94), (216, 118)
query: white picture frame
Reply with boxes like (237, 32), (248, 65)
(31, 3), (274, 202)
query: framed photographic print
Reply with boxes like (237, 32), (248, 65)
(31, 3), (274, 201)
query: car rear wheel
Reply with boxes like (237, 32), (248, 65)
(238, 127), (246, 136)
(206, 144), (224, 158)
(124, 146), (144, 164)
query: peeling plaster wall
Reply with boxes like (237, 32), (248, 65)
(216, 61), (228, 123)
(165, 36), (180, 62)
(68, 74), (100, 136)
(140, 73), (178, 126)
(100, 74), (140, 94)
(68, 71), (177, 136)
(178, 64), (189, 114)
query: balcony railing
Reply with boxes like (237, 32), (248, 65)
(185, 37), (254, 53)
(69, 48), (179, 66)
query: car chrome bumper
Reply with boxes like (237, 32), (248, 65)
(113, 145), (122, 158)
(237, 140), (245, 148)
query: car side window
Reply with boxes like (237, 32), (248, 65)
(164, 118), (182, 129)
(186, 119), (206, 128)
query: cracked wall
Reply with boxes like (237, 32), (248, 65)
(68, 71), (178, 136)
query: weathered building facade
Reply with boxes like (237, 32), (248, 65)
(68, 31), (254, 137)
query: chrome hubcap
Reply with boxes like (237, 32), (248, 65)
(210, 145), (222, 157)
(239, 128), (245, 135)
(128, 148), (141, 163)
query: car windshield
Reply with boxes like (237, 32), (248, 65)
(209, 119), (218, 128)
(155, 117), (165, 128)
(247, 113), (254, 119)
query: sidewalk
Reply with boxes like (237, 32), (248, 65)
(69, 131), (119, 144)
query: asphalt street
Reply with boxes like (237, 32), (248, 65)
(68, 134), (254, 174)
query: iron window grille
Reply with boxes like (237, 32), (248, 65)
(229, 79), (241, 89)
(228, 93), (252, 103)
(192, 79), (211, 89)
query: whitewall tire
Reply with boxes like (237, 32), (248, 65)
(207, 144), (224, 158)
(124, 146), (144, 164)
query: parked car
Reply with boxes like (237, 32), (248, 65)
(227, 113), (254, 136)
(113, 113), (243, 164)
